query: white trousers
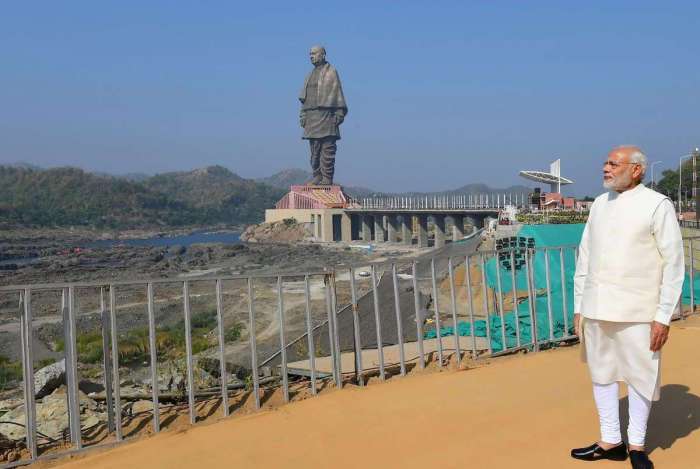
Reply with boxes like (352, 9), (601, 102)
(593, 382), (652, 447)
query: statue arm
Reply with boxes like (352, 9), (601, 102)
(334, 107), (346, 125)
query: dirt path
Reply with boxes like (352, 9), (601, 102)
(44, 317), (700, 469)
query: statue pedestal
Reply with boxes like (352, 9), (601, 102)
(265, 184), (356, 242)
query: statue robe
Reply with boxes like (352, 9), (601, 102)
(299, 62), (348, 140)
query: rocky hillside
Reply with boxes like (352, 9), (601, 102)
(240, 219), (312, 243)
(0, 165), (284, 229)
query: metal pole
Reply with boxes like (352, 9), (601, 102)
(370, 265), (385, 380)
(479, 254), (492, 355)
(430, 258), (444, 367)
(544, 249), (555, 341)
(329, 273), (342, 388)
(109, 285), (123, 441)
(525, 249), (539, 352)
(691, 239), (695, 313)
(447, 258), (461, 366)
(324, 276), (339, 387)
(215, 280), (230, 416)
(276, 276), (290, 402)
(349, 267), (364, 386)
(66, 286), (82, 447)
(99, 287), (115, 433)
(465, 255), (478, 356)
(146, 283), (160, 431)
(494, 253), (507, 351)
(411, 261), (425, 369)
(182, 280), (197, 424)
(510, 249), (521, 347)
(20, 290), (37, 459)
(391, 263), (407, 376)
(248, 277), (260, 409)
(559, 248), (570, 336)
(303, 275), (317, 395)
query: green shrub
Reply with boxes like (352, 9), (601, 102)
(224, 322), (243, 342)
(0, 355), (22, 391)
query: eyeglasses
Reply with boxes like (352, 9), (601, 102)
(603, 161), (639, 169)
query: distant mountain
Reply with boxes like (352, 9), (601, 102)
(119, 172), (151, 182)
(0, 165), (283, 229)
(145, 166), (284, 223)
(449, 183), (533, 195)
(357, 183), (534, 198)
(256, 168), (533, 199)
(1, 162), (42, 170)
(257, 168), (377, 198)
(0, 166), (183, 228)
(257, 168), (311, 188)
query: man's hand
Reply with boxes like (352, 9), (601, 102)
(574, 313), (581, 338)
(650, 321), (670, 352)
(334, 113), (344, 125)
(299, 116), (306, 128)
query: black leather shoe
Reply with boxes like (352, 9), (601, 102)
(571, 442), (628, 461)
(629, 450), (654, 468)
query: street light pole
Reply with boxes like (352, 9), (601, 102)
(678, 153), (694, 213)
(650, 161), (662, 190)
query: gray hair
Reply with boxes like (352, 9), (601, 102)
(617, 145), (648, 177)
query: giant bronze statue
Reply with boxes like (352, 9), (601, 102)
(299, 46), (348, 185)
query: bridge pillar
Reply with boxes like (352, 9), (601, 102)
(433, 215), (446, 248)
(465, 215), (482, 233)
(387, 215), (399, 243)
(417, 215), (428, 247)
(400, 215), (412, 245)
(451, 215), (464, 241)
(374, 215), (386, 242)
(361, 215), (372, 241)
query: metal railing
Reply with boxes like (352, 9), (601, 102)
(0, 239), (674, 467)
(680, 219), (700, 230)
(360, 193), (529, 210)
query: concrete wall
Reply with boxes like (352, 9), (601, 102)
(265, 208), (351, 242)
(265, 209), (314, 224)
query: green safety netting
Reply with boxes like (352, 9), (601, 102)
(425, 223), (699, 353)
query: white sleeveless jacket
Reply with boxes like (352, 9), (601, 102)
(573, 184), (684, 324)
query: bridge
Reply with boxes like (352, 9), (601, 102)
(266, 186), (530, 244)
(344, 193), (528, 247)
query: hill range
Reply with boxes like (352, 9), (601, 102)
(0, 164), (533, 229)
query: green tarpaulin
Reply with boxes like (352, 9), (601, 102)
(425, 223), (698, 352)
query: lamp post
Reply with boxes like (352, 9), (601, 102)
(678, 153), (694, 213)
(650, 161), (662, 190)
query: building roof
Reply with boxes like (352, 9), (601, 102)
(519, 170), (574, 185)
(274, 185), (358, 209)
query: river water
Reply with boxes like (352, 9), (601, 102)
(0, 231), (241, 267)
(87, 230), (241, 248)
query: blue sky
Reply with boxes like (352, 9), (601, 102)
(1, 1), (698, 195)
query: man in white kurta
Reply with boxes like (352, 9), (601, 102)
(571, 145), (684, 469)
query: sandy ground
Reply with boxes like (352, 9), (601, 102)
(43, 316), (700, 469)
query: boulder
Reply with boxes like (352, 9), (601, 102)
(0, 387), (105, 442)
(34, 359), (65, 399)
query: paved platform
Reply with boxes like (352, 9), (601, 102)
(49, 317), (700, 469)
(287, 335), (491, 375)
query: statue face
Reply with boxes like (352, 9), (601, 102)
(309, 47), (326, 66)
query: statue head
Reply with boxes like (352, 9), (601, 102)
(309, 46), (327, 66)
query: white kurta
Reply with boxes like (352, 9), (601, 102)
(574, 184), (684, 402)
(583, 319), (661, 401)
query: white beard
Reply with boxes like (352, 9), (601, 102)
(603, 172), (634, 191)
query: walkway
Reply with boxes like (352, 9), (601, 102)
(47, 317), (700, 469)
